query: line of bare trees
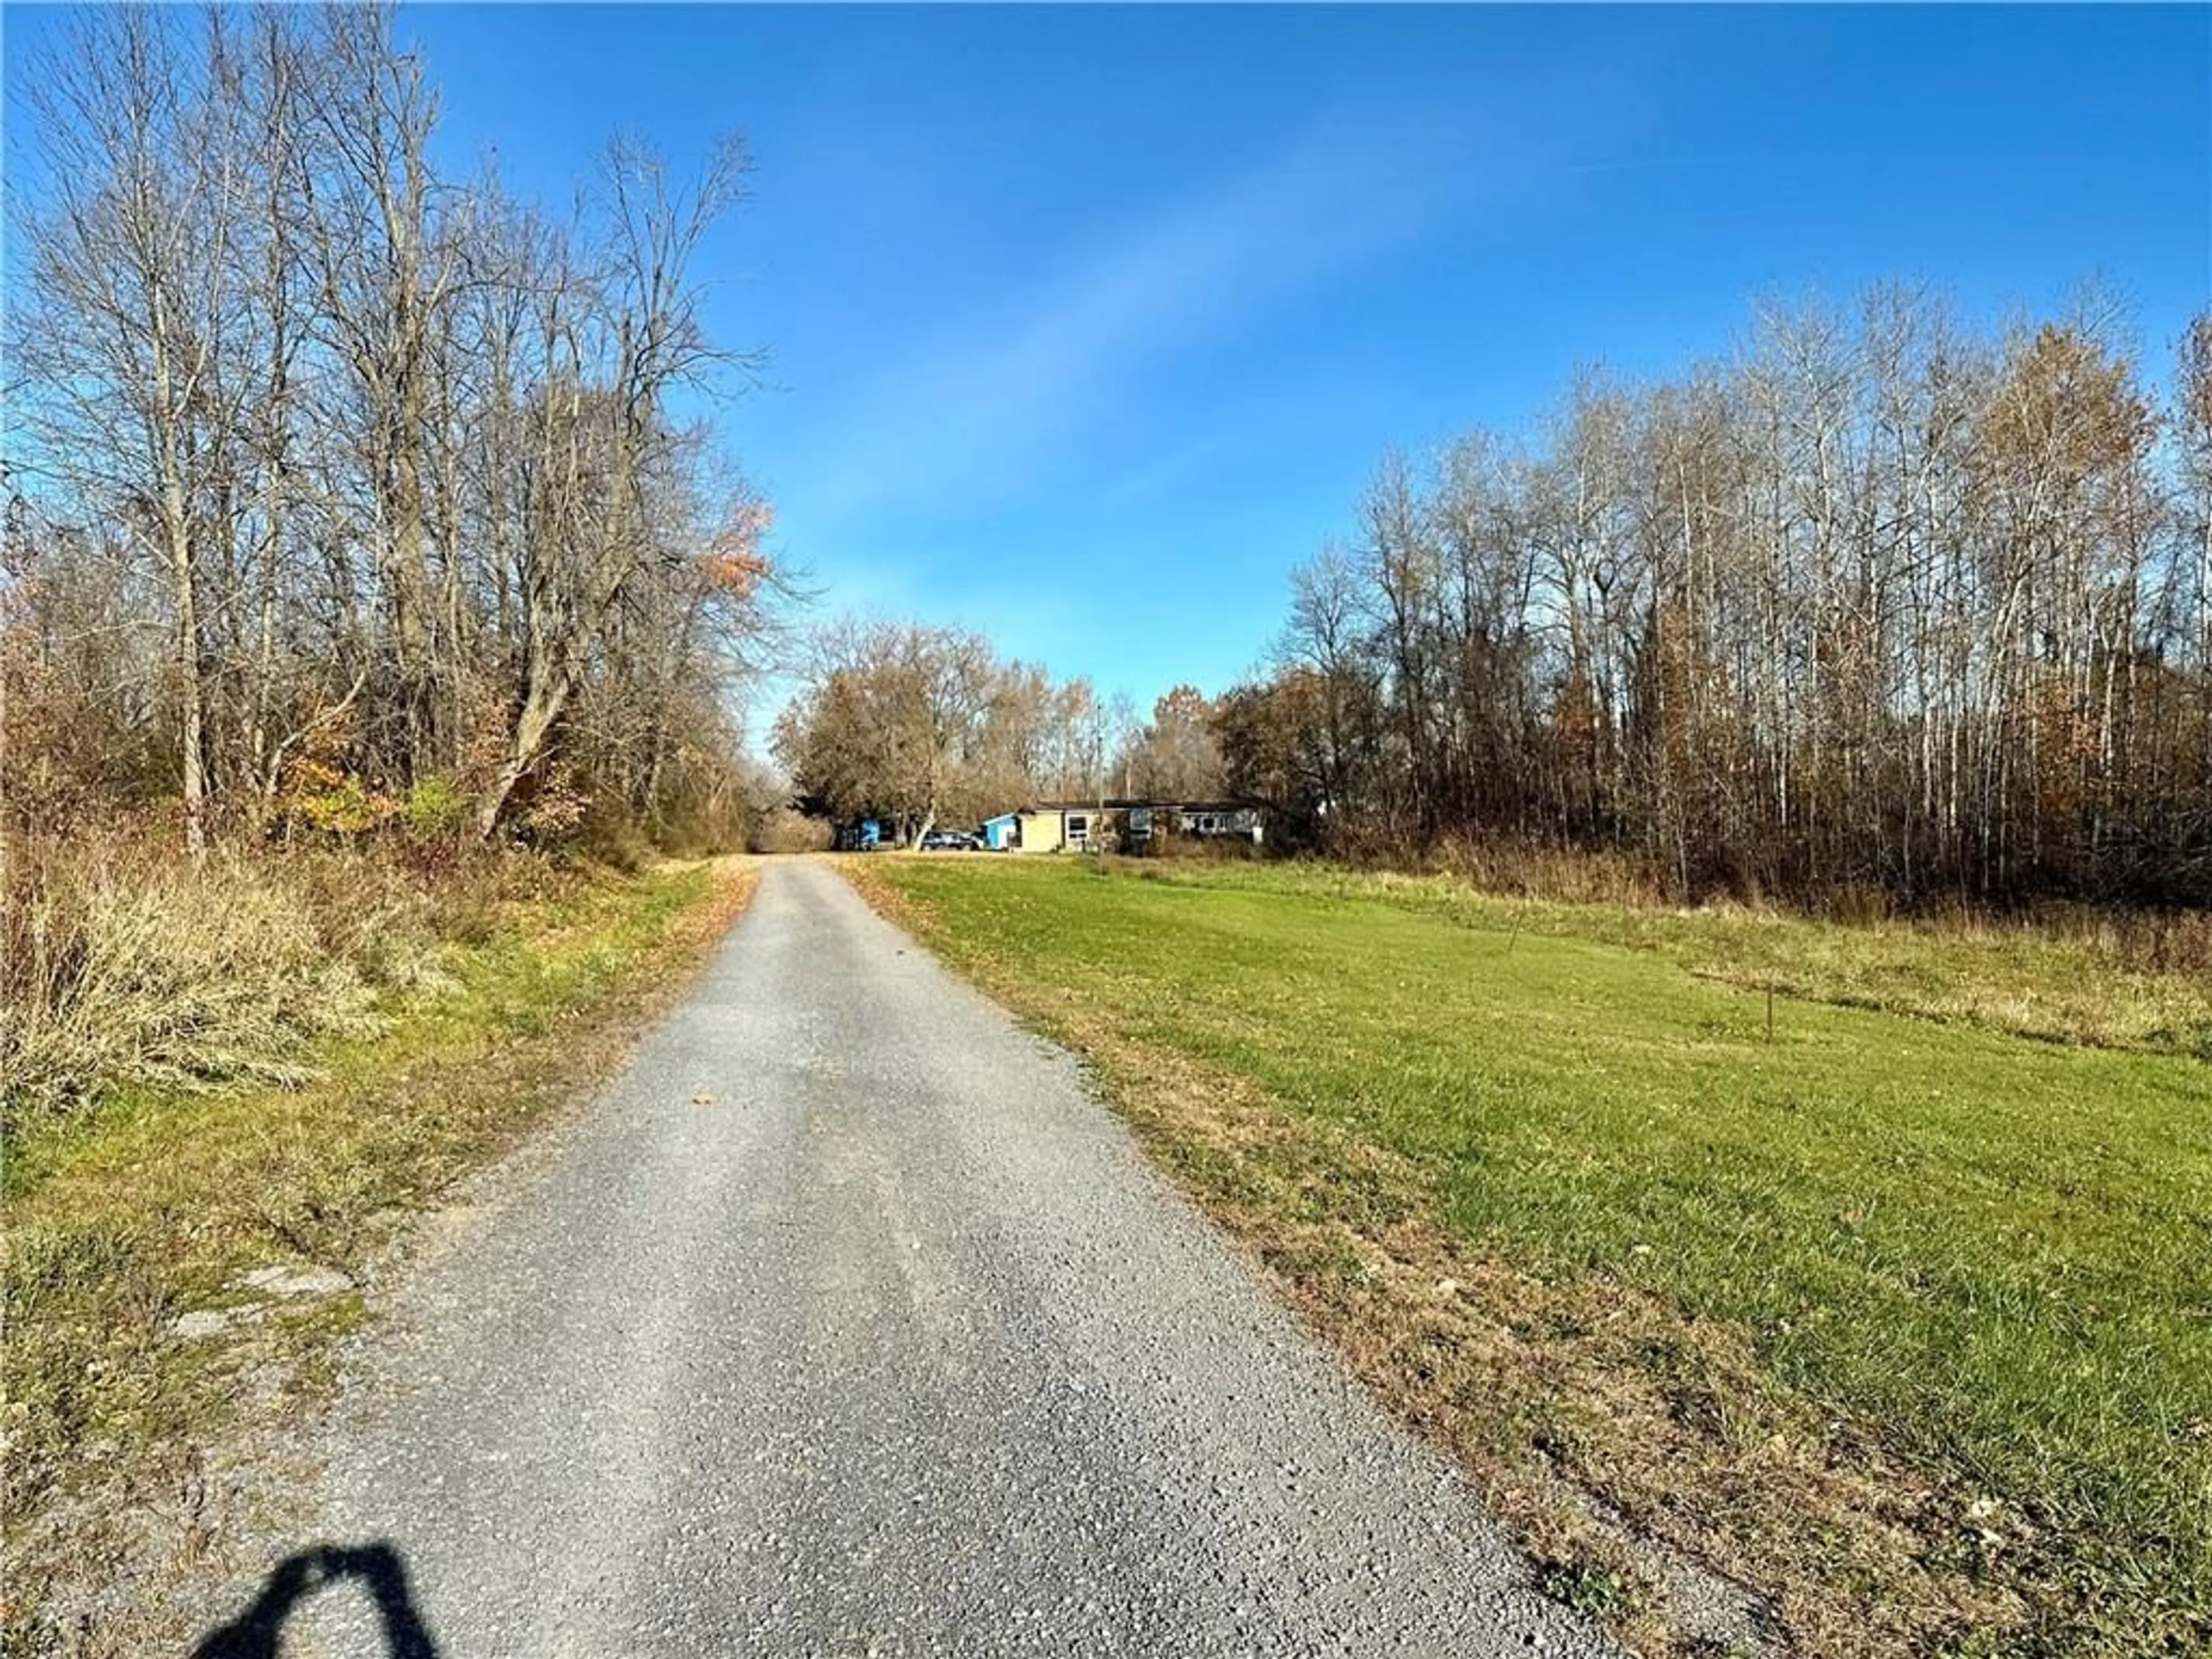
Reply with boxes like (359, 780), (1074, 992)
(771, 611), (1259, 844)
(1218, 288), (2212, 907)
(3, 5), (782, 855)
(771, 621), (1135, 844)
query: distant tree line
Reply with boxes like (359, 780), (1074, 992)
(3, 5), (783, 855)
(773, 622), (1124, 843)
(772, 620), (1241, 843)
(1217, 289), (2212, 907)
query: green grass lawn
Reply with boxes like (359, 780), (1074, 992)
(864, 854), (2212, 1658)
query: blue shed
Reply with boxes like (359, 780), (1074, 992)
(982, 812), (1020, 851)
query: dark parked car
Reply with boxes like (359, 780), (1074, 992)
(918, 829), (982, 851)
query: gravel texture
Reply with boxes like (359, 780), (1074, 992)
(205, 861), (1617, 1658)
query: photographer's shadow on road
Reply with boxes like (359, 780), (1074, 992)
(192, 1540), (439, 1659)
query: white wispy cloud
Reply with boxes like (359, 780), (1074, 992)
(795, 121), (1456, 529)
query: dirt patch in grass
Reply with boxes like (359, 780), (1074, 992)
(1, 859), (755, 1657)
(845, 858), (2188, 1659)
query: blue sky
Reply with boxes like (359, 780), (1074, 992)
(8, 5), (2209, 723)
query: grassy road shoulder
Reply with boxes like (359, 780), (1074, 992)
(2, 857), (755, 1656)
(849, 854), (2211, 1659)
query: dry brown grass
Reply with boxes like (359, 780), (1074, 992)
(1324, 834), (2212, 986)
(1151, 857), (2212, 1058)
(748, 807), (836, 854)
(1, 830), (569, 1132)
(1426, 835), (1669, 909)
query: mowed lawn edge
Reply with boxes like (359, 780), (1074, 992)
(847, 854), (2212, 1659)
(2, 858), (757, 1656)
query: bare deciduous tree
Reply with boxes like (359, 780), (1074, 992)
(6, 5), (782, 855)
(1226, 289), (2212, 907)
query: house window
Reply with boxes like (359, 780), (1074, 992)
(1066, 813), (1089, 847)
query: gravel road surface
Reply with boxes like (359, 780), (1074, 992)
(213, 860), (1615, 1658)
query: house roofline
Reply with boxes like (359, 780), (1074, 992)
(1007, 798), (1266, 814)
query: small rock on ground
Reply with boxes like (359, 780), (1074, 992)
(232, 1264), (353, 1298)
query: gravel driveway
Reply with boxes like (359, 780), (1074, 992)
(204, 860), (1613, 1658)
